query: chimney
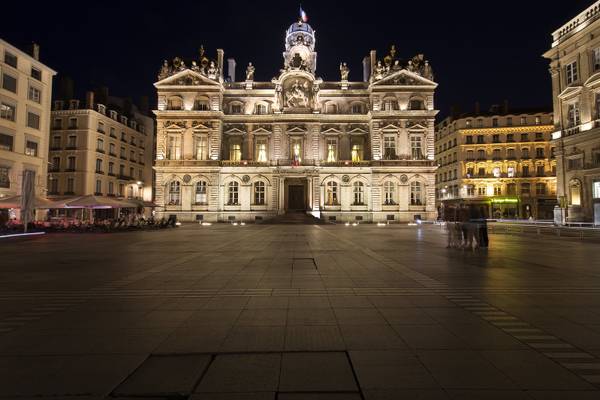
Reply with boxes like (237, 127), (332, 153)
(227, 58), (236, 82)
(85, 91), (94, 110)
(370, 50), (377, 80)
(31, 43), (40, 61)
(362, 56), (371, 82)
(474, 101), (480, 115)
(503, 99), (509, 114)
(217, 49), (224, 81)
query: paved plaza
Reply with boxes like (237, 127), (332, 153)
(1, 224), (600, 399)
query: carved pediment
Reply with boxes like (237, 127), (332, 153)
(381, 123), (400, 131)
(558, 85), (583, 100)
(584, 72), (600, 89)
(155, 69), (222, 87)
(371, 69), (436, 87)
(192, 121), (211, 130)
(321, 125), (343, 135)
(164, 121), (187, 129)
(407, 121), (428, 130)
(287, 124), (307, 134)
(347, 124), (368, 135)
(252, 126), (272, 134)
(224, 125), (246, 135)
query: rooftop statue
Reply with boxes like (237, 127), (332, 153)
(246, 62), (255, 81)
(158, 60), (171, 80)
(422, 60), (434, 80)
(340, 62), (349, 80)
(207, 61), (218, 80)
(373, 60), (385, 81)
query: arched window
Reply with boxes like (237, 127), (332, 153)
(570, 179), (581, 206)
(167, 97), (183, 110)
(410, 181), (423, 205)
(255, 104), (267, 115)
(353, 181), (364, 205)
(168, 181), (180, 205)
(384, 181), (395, 205)
(325, 181), (338, 205)
(383, 98), (398, 111)
(195, 181), (207, 204)
(409, 99), (424, 110)
(326, 103), (337, 114)
(351, 103), (363, 114)
(194, 98), (209, 111)
(228, 181), (239, 205)
(254, 181), (265, 205)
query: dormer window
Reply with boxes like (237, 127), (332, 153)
(97, 104), (106, 114)
(351, 103), (363, 114)
(139, 125), (145, 134)
(54, 100), (63, 110)
(167, 97), (183, 110)
(231, 104), (242, 114)
(409, 99), (424, 110)
(255, 104), (267, 115)
(120, 116), (128, 125)
(109, 110), (118, 120)
(69, 100), (79, 110)
(130, 120), (137, 130)
(194, 99), (209, 111)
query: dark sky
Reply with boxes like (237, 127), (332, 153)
(1, 0), (592, 117)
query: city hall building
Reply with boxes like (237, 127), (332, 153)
(153, 19), (438, 222)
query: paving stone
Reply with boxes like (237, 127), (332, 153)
(114, 354), (211, 396)
(279, 352), (357, 392)
(285, 325), (346, 351)
(195, 353), (280, 393)
(220, 326), (285, 352)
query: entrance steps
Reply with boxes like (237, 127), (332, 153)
(265, 211), (325, 225)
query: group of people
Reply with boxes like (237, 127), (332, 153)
(444, 205), (489, 250)
(0, 213), (179, 234)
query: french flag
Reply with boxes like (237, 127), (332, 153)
(300, 6), (308, 22)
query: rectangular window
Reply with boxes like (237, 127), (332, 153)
(567, 103), (580, 127)
(465, 136), (473, 144)
(492, 118), (498, 127)
(522, 165), (529, 177)
(25, 140), (38, 156)
(2, 73), (17, 93)
(466, 150), (474, 160)
(167, 135), (182, 160)
(95, 158), (103, 173)
(566, 61), (578, 84)
(0, 102), (15, 121)
(536, 165), (545, 176)
(28, 86), (41, 103)
(492, 134), (500, 143)
(594, 48), (600, 72)
(410, 136), (423, 159)
(477, 135), (484, 144)
(27, 111), (40, 129)
(506, 117), (512, 126)
(229, 143), (242, 161)
(4, 51), (17, 68)
(68, 118), (78, 129)
(97, 121), (105, 133)
(521, 183), (530, 195)
(0, 133), (14, 151)
(536, 183), (547, 195)
(109, 143), (116, 155)
(95, 180), (102, 194)
(383, 136), (396, 160)
(521, 133), (528, 142)
(31, 67), (42, 81)
(593, 181), (600, 199)
(53, 118), (62, 129)
(535, 148), (544, 158)
(67, 156), (76, 170)
(51, 157), (60, 171)
(255, 137), (268, 162)
(108, 182), (114, 195)
(507, 134), (514, 142)
(351, 143), (363, 162)
(194, 135), (208, 160)
(67, 135), (76, 147)
(0, 166), (10, 188)
(326, 138), (337, 162)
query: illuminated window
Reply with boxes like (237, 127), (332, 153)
(254, 138), (267, 162)
(507, 166), (515, 177)
(28, 86), (41, 103)
(536, 183), (546, 195)
(255, 104), (267, 115)
(353, 181), (364, 205)
(229, 143), (242, 161)
(291, 137), (302, 163)
(326, 181), (339, 205)
(351, 144), (363, 162)
(0, 167), (9, 189)
(194, 136), (208, 160)
(326, 138), (337, 162)
(167, 135), (182, 160)
(1, 102), (15, 121)
(195, 181), (207, 204)
(492, 167), (501, 178)
(567, 102), (580, 127)
(494, 186), (502, 196)
(593, 181), (600, 199)
(254, 181), (265, 205)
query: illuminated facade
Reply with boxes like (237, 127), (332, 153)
(0, 40), (56, 203)
(153, 19), (438, 222)
(48, 92), (154, 204)
(435, 110), (557, 219)
(543, 0), (600, 223)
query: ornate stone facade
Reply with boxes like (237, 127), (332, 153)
(153, 20), (438, 222)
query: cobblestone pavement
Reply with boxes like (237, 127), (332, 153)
(1, 224), (600, 399)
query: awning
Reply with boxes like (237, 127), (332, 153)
(0, 195), (63, 209)
(63, 195), (139, 209)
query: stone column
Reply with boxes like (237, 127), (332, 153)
(183, 127), (194, 160)
(340, 132), (350, 160)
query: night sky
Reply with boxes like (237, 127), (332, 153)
(2, 0), (593, 117)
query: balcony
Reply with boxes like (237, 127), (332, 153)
(320, 160), (371, 167)
(118, 174), (133, 181)
(65, 146), (77, 150)
(50, 146), (61, 151)
(95, 170), (104, 175)
(108, 172), (116, 177)
(564, 126), (580, 137)
(109, 152), (117, 157)
(97, 129), (105, 134)
(96, 149), (105, 154)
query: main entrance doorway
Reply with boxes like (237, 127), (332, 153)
(288, 185), (306, 210)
